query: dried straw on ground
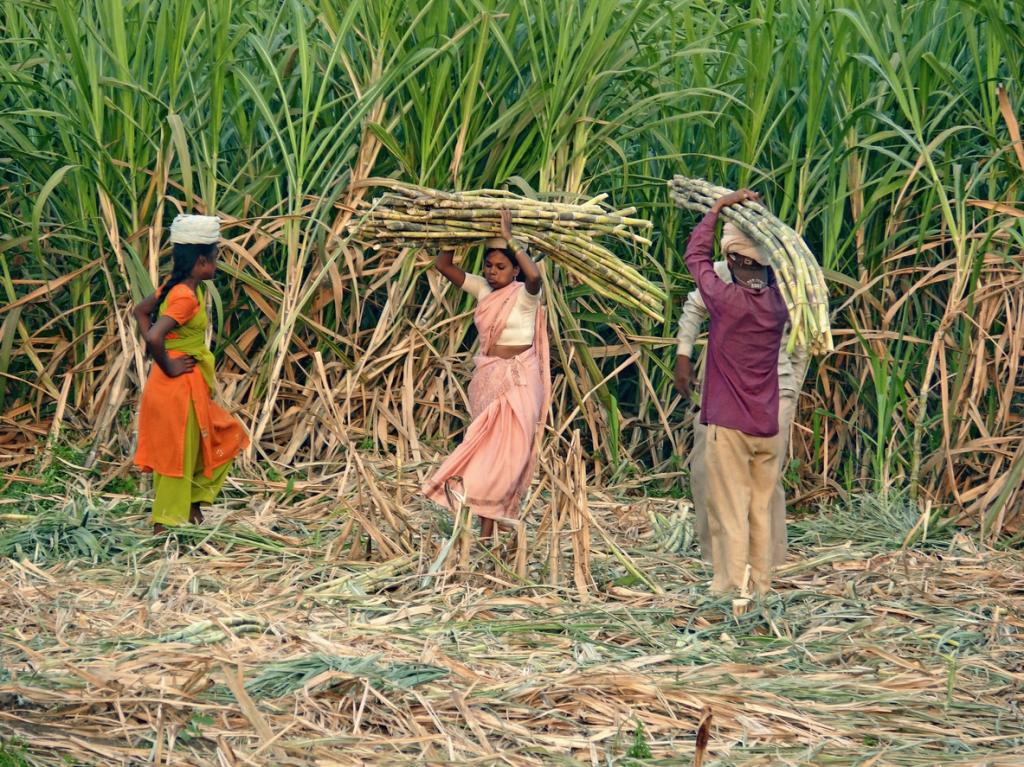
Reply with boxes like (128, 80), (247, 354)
(1, 456), (1021, 766)
(349, 179), (666, 320)
(669, 176), (834, 354)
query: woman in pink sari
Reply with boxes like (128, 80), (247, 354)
(423, 210), (551, 538)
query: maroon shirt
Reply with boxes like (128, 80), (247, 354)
(684, 210), (788, 437)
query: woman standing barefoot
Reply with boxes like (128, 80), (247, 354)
(133, 215), (249, 534)
(423, 210), (550, 538)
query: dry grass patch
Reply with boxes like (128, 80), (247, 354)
(1, 460), (1021, 766)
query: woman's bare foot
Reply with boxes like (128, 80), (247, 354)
(189, 504), (204, 525)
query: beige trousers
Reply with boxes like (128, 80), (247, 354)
(701, 424), (784, 595)
(692, 391), (797, 567)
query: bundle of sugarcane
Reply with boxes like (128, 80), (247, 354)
(120, 616), (269, 648)
(648, 500), (694, 554)
(350, 179), (665, 321)
(668, 176), (833, 354)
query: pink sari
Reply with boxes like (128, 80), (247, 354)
(423, 282), (551, 520)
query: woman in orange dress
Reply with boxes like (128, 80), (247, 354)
(133, 215), (248, 533)
(422, 210), (551, 539)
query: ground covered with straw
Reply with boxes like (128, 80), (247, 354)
(1, 461), (1021, 766)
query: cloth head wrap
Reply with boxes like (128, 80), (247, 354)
(484, 237), (509, 250)
(170, 214), (221, 245)
(721, 222), (770, 266)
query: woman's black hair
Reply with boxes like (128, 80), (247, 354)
(150, 242), (217, 323)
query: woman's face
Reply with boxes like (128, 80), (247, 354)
(483, 250), (519, 289)
(193, 249), (219, 281)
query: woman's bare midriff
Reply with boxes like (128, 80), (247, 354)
(492, 344), (531, 359)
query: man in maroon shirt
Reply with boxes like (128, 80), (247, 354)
(680, 188), (788, 595)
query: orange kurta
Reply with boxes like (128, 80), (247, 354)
(133, 284), (248, 478)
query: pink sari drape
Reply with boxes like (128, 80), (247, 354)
(423, 282), (551, 520)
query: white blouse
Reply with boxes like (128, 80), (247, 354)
(461, 274), (542, 346)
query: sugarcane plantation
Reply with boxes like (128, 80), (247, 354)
(1, 0), (1022, 765)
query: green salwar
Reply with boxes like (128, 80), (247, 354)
(151, 402), (231, 526)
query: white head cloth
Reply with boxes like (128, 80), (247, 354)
(721, 222), (770, 266)
(169, 214), (221, 245)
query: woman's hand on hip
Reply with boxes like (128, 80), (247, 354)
(164, 356), (197, 377)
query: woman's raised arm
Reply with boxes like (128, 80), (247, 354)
(434, 249), (466, 287)
(501, 210), (540, 295)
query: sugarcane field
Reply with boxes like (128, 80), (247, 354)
(2, 1), (1023, 765)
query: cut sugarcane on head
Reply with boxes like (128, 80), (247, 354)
(347, 179), (666, 322)
(668, 176), (834, 355)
